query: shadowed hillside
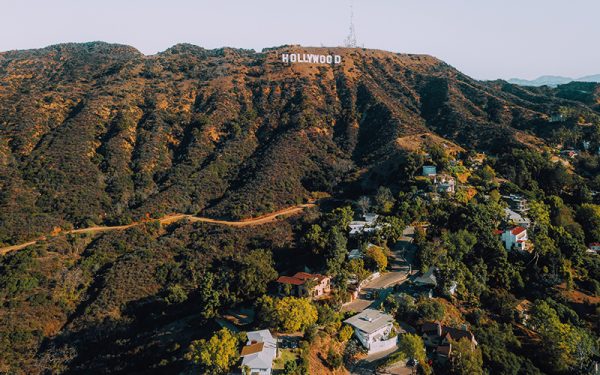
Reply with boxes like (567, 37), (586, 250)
(2, 42), (597, 245)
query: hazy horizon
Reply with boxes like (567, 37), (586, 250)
(3, 0), (599, 80)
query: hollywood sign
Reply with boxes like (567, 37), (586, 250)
(281, 53), (342, 65)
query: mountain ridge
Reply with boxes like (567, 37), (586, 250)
(508, 74), (600, 87)
(0, 42), (597, 245)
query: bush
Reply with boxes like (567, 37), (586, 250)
(164, 284), (187, 304)
(338, 324), (354, 342)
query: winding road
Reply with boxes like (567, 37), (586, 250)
(0, 203), (316, 255)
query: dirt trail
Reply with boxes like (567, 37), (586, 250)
(0, 204), (315, 255)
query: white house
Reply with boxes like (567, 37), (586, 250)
(240, 330), (277, 375)
(344, 308), (397, 354)
(435, 175), (455, 194)
(504, 207), (531, 228)
(349, 213), (381, 236)
(500, 226), (529, 252)
(588, 243), (600, 254)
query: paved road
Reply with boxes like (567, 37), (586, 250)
(343, 226), (416, 313)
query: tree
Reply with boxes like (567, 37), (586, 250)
(346, 258), (370, 283)
(450, 337), (484, 375)
(443, 230), (477, 261)
(257, 296), (318, 333)
(357, 196), (371, 216)
(395, 293), (417, 320)
(398, 333), (427, 366)
(339, 324), (354, 342)
(529, 300), (596, 372)
(164, 284), (187, 304)
(186, 328), (240, 374)
(576, 204), (600, 244)
(255, 295), (278, 328)
(327, 206), (354, 230)
(375, 187), (395, 213)
(236, 249), (278, 300)
(429, 144), (449, 170)
(380, 216), (405, 243)
(282, 359), (300, 375)
(480, 165), (496, 185)
(303, 224), (326, 254)
(198, 272), (221, 319)
(277, 297), (318, 332)
(325, 226), (348, 276)
(417, 299), (445, 321)
(327, 346), (343, 369)
(365, 244), (388, 272)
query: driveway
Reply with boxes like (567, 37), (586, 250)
(343, 227), (416, 313)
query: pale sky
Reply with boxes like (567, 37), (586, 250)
(2, 0), (599, 80)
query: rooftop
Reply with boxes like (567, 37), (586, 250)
(240, 342), (264, 356)
(511, 226), (526, 235)
(344, 308), (394, 334)
(276, 272), (328, 286)
(241, 330), (277, 370)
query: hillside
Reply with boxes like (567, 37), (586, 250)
(1, 43), (600, 375)
(508, 74), (600, 87)
(1, 42), (598, 246)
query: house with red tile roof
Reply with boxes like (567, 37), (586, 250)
(240, 330), (277, 375)
(500, 226), (530, 252)
(276, 272), (331, 299)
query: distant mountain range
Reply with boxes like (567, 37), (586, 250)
(508, 74), (600, 87)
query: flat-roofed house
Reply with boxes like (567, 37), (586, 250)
(344, 308), (397, 354)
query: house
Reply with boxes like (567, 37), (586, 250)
(414, 268), (437, 287)
(515, 299), (532, 325)
(503, 194), (529, 213)
(276, 272), (331, 299)
(500, 226), (530, 252)
(434, 175), (455, 194)
(504, 207), (531, 228)
(344, 308), (397, 354)
(588, 243), (600, 254)
(421, 322), (477, 362)
(240, 330), (277, 375)
(349, 213), (381, 236)
(422, 165), (437, 177)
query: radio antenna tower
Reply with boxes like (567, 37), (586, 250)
(344, 3), (358, 48)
